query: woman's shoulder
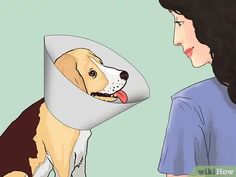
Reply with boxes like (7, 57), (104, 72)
(169, 77), (232, 128)
(171, 77), (226, 103)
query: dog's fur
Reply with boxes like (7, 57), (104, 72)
(0, 48), (128, 177)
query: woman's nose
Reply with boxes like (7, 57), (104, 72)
(174, 42), (182, 46)
(173, 29), (182, 46)
(173, 37), (182, 46)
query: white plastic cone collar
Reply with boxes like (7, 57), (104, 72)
(44, 35), (150, 130)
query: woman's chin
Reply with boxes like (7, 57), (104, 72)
(190, 57), (212, 68)
(191, 62), (205, 68)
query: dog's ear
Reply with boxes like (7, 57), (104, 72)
(54, 54), (88, 93)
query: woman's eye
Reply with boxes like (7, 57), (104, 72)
(89, 70), (97, 78)
(175, 21), (184, 27)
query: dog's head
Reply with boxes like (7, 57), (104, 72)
(54, 48), (129, 103)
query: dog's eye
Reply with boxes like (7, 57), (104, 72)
(89, 70), (97, 78)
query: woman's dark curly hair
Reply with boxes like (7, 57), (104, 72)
(159, 0), (236, 104)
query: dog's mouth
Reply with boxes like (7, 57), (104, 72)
(91, 92), (117, 98)
(91, 90), (128, 103)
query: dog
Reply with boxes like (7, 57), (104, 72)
(0, 48), (129, 177)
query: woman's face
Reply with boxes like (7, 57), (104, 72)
(171, 11), (212, 67)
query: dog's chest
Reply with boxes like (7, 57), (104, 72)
(34, 130), (91, 177)
(72, 130), (91, 165)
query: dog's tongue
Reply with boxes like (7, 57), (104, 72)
(115, 90), (128, 104)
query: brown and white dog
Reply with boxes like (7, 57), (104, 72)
(0, 48), (129, 177)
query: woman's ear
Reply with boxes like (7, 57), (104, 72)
(54, 54), (88, 93)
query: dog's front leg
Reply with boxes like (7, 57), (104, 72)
(71, 157), (87, 177)
(71, 130), (91, 177)
(77, 157), (87, 177)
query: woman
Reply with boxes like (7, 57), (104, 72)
(158, 0), (236, 176)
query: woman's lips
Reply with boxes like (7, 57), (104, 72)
(184, 47), (194, 57)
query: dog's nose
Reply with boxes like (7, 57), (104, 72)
(120, 71), (129, 81)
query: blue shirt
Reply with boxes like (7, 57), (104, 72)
(158, 77), (236, 175)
